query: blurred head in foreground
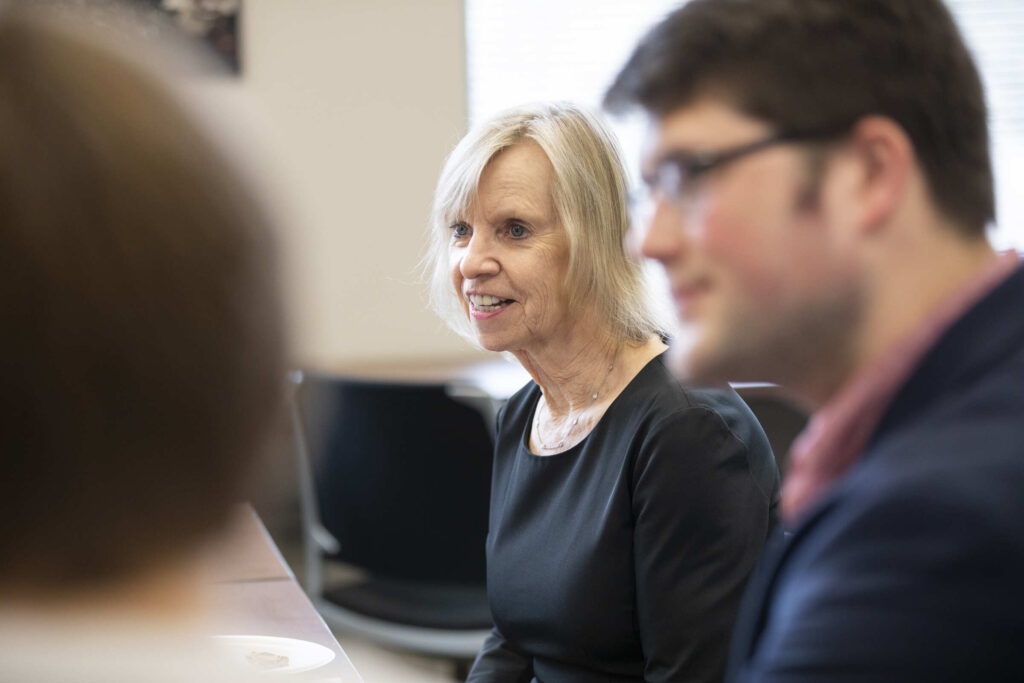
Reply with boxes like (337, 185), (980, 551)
(0, 3), (286, 600)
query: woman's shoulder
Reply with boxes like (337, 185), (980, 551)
(624, 355), (775, 460)
(623, 356), (779, 504)
(624, 353), (745, 420)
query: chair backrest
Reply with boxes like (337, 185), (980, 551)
(293, 372), (494, 584)
(733, 384), (809, 476)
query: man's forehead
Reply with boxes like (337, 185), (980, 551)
(644, 98), (773, 160)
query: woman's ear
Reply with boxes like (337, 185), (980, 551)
(842, 115), (914, 235)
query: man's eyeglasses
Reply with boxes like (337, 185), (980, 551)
(632, 128), (846, 222)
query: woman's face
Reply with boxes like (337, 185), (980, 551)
(449, 141), (573, 354)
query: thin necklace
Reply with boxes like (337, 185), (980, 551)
(533, 352), (617, 452)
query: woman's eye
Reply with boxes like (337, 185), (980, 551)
(508, 223), (527, 238)
(451, 222), (471, 238)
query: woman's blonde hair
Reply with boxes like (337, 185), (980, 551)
(426, 101), (668, 345)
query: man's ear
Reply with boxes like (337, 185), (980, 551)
(841, 115), (914, 235)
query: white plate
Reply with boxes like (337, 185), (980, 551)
(213, 635), (336, 675)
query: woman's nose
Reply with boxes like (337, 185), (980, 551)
(459, 234), (500, 279)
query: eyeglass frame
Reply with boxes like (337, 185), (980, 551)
(634, 126), (850, 215)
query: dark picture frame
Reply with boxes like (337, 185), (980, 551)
(146, 0), (240, 74)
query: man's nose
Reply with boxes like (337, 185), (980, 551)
(640, 199), (690, 263)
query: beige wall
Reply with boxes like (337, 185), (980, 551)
(242, 0), (484, 369)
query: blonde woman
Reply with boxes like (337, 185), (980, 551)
(426, 102), (779, 682)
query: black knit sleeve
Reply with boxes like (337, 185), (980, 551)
(632, 406), (774, 683)
(466, 626), (534, 683)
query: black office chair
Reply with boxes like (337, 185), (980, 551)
(289, 371), (496, 676)
(733, 384), (809, 476)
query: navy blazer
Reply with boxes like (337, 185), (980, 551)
(727, 264), (1024, 682)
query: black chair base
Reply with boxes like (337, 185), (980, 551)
(324, 578), (491, 631)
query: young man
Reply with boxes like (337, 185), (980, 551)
(606, 0), (1024, 680)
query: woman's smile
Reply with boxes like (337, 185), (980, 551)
(468, 292), (516, 316)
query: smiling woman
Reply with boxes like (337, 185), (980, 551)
(448, 141), (571, 353)
(428, 102), (664, 349)
(424, 102), (781, 683)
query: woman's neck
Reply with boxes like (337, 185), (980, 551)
(519, 331), (668, 454)
(512, 306), (637, 412)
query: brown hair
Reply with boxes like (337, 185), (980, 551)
(604, 0), (994, 236)
(0, 6), (286, 588)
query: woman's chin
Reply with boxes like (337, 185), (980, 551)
(472, 331), (523, 354)
(477, 338), (510, 353)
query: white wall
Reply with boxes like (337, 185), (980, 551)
(242, 0), (483, 368)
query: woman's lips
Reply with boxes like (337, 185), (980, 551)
(467, 293), (515, 320)
(470, 302), (511, 320)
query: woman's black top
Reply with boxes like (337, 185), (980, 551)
(467, 353), (779, 683)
